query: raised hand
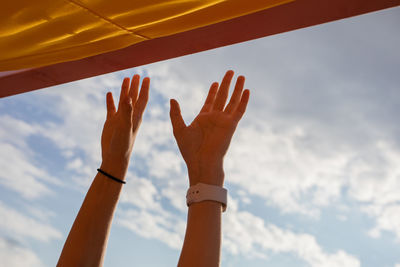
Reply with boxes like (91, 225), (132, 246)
(170, 70), (249, 187)
(101, 75), (150, 179)
(57, 75), (150, 267)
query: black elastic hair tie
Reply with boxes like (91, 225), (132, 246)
(97, 168), (126, 184)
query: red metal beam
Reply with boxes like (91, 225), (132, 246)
(1, 0), (399, 98)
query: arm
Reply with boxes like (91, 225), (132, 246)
(170, 70), (250, 267)
(57, 75), (150, 267)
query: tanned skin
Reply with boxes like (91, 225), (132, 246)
(57, 70), (249, 267)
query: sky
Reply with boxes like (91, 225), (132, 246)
(0, 6), (399, 267)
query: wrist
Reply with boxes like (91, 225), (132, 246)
(187, 161), (224, 187)
(100, 160), (129, 181)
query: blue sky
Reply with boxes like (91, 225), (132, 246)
(1, 6), (400, 267)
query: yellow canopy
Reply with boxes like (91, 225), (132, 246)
(0, 0), (291, 71)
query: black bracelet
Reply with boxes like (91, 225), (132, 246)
(97, 168), (126, 184)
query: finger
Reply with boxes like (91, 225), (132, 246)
(224, 75), (245, 114)
(212, 70), (234, 111)
(233, 89), (250, 123)
(106, 92), (116, 119)
(132, 77), (150, 128)
(121, 97), (133, 123)
(118, 77), (131, 111)
(200, 82), (218, 113)
(170, 99), (186, 135)
(130, 74), (140, 105)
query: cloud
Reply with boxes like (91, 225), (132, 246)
(117, 208), (186, 250)
(342, 140), (400, 240)
(35, 78), (109, 176)
(110, 60), (382, 264)
(347, 141), (400, 206)
(0, 115), (37, 148)
(0, 8), (398, 267)
(25, 205), (57, 222)
(160, 179), (188, 212)
(0, 115), (60, 199)
(223, 208), (360, 267)
(0, 143), (53, 199)
(28, 72), (140, 188)
(146, 62), (209, 122)
(224, 108), (400, 239)
(225, 123), (350, 216)
(147, 150), (183, 179)
(0, 201), (62, 243)
(363, 204), (400, 241)
(140, 9), (400, 244)
(6, 8), (400, 262)
(120, 172), (161, 211)
(0, 237), (42, 267)
(118, 190), (361, 267)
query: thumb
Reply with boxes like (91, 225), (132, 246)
(170, 99), (186, 134)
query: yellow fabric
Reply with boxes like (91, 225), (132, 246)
(0, 0), (292, 71)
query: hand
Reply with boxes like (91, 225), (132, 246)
(170, 70), (249, 186)
(100, 75), (150, 179)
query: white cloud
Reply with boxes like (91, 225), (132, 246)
(118, 188), (360, 267)
(347, 141), (400, 206)
(344, 140), (400, 240)
(117, 208), (186, 250)
(120, 172), (161, 210)
(0, 237), (42, 267)
(25, 205), (57, 222)
(27, 73), (134, 188)
(223, 208), (360, 267)
(363, 204), (400, 240)
(36, 79), (107, 165)
(226, 124), (350, 217)
(0, 115), (37, 148)
(117, 191), (361, 267)
(145, 36), (400, 252)
(237, 190), (252, 205)
(0, 201), (62, 243)
(1, 7), (399, 267)
(133, 118), (173, 157)
(0, 115), (61, 199)
(160, 179), (188, 212)
(0, 143), (53, 199)
(147, 150), (183, 179)
(8, 8), (400, 259)
(225, 118), (400, 241)
(116, 59), (396, 263)
(146, 62), (209, 122)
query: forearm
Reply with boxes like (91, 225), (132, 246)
(178, 166), (224, 267)
(57, 162), (126, 267)
(178, 201), (222, 267)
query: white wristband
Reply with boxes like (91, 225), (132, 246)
(186, 183), (228, 212)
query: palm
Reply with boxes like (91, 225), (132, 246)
(101, 75), (150, 163)
(170, 70), (249, 167)
(179, 112), (234, 164)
